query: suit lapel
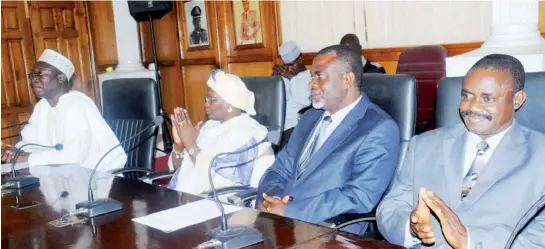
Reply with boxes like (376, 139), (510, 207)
(460, 122), (527, 208)
(442, 124), (467, 207)
(296, 95), (370, 183)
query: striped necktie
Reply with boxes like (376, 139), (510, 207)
(461, 141), (489, 199)
(297, 116), (332, 177)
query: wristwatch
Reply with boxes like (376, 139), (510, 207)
(187, 146), (199, 156)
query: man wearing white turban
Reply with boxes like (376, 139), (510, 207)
(1, 49), (127, 172)
(166, 69), (275, 196)
(273, 41), (312, 148)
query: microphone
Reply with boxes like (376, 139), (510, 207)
(75, 116), (163, 218)
(1, 121), (29, 130)
(3, 143), (63, 189)
(205, 137), (268, 249)
(503, 194), (545, 249)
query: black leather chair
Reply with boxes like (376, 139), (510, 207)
(318, 74), (417, 235)
(241, 76), (286, 149)
(141, 76), (286, 204)
(102, 78), (160, 180)
(436, 72), (545, 135)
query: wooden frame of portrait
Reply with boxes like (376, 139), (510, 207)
(229, 0), (266, 51)
(180, 0), (212, 52)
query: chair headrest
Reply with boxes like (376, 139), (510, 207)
(362, 74), (417, 141)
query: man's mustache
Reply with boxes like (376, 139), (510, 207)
(460, 110), (492, 121)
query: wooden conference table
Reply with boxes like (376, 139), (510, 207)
(1, 165), (402, 249)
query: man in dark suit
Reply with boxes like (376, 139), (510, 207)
(377, 54), (545, 248)
(340, 33), (386, 74)
(257, 44), (400, 234)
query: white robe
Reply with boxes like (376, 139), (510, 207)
(283, 70), (312, 130)
(167, 113), (275, 195)
(16, 91), (127, 172)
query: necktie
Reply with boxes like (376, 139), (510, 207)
(297, 116), (332, 177)
(461, 141), (489, 199)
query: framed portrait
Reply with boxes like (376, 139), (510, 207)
(232, 0), (263, 46)
(184, 1), (210, 48)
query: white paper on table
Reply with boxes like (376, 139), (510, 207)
(132, 199), (243, 233)
(1, 162), (30, 174)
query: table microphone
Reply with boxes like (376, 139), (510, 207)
(75, 116), (163, 218)
(3, 143), (63, 189)
(205, 137), (268, 249)
(1, 121), (29, 130)
(503, 194), (545, 249)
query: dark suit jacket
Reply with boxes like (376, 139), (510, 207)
(363, 61), (386, 74)
(257, 94), (400, 234)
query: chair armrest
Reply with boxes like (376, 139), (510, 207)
(319, 212), (376, 229)
(201, 186), (255, 199)
(226, 188), (258, 207)
(138, 170), (176, 183)
(110, 168), (156, 175)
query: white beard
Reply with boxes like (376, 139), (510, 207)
(312, 99), (324, 109)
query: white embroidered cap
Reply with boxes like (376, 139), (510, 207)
(279, 41), (301, 64)
(37, 49), (75, 79)
(206, 70), (256, 116)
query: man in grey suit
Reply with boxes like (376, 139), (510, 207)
(377, 53), (545, 249)
(257, 44), (400, 235)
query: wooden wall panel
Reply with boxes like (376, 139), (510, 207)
(1, 1), (36, 145)
(182, 65), (217, 123)
(28, 1), (97, 102)
(228, 61), (275, 77)
(87, 1), (117, 73)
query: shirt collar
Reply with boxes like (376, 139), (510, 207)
(325, 95), (362, 124)
(467, 124), (512, 151)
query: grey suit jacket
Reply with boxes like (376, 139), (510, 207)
(377, 121), (545, 248)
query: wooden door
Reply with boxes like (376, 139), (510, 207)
(28, 1), (96, 101)
(1, 1), (37, 145)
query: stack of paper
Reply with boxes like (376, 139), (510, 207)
(132, 199), (243, 233)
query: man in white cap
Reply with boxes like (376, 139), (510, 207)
(273, 41), (312, 141)
(1, 49), (127, 172)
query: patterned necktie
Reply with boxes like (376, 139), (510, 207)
(461, 141), (489, 199)
(297, 116), (332, 177)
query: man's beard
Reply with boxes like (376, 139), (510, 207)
(312, 99), (324, 109)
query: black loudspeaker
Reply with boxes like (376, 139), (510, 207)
(128, 1), (173, 22)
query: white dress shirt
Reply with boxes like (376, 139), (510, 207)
(404, 125), (511, 248)
(307, 95), (362, 151)
(283, 70), (312, 130)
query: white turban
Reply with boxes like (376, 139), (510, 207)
(279, 41), (301, 64)
(37, 49), (75, 79)
(206, 70), (256, 116)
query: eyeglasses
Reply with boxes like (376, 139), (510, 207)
(204, 96), (218, 102)
(27, 71), (52, 79)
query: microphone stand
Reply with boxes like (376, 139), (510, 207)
(148, 13), (173, 154)
(205, 139), (267, 249)
(503, 194), (545, 249)
(75, 117), (163, 218)
(4, 143), (62, 189)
